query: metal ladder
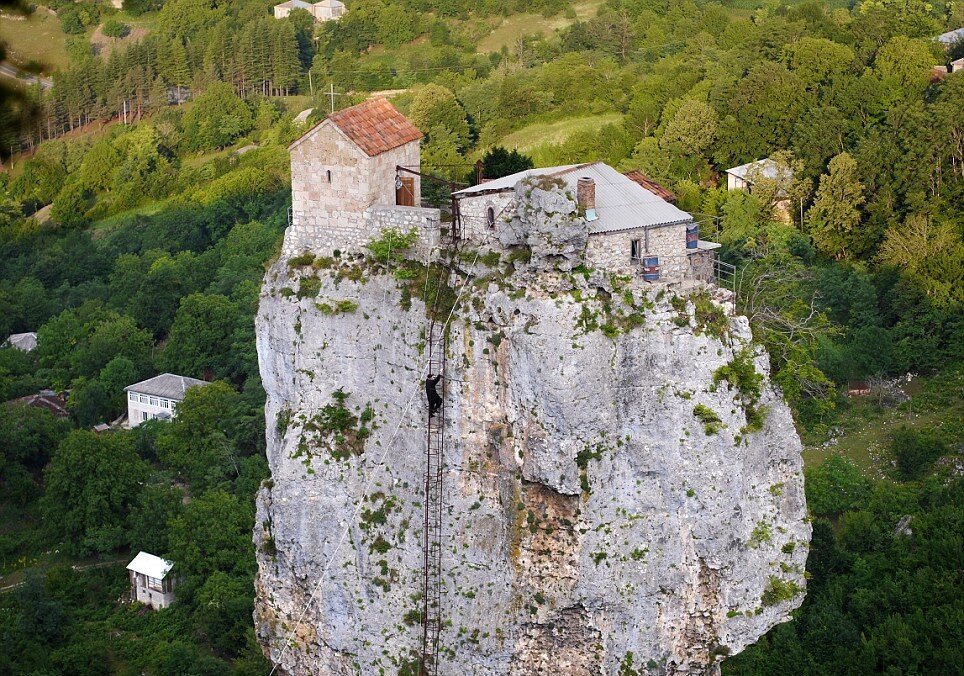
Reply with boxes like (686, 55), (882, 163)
(420, 319), (446, 675)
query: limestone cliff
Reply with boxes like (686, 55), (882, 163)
(253, 251), (810, 675)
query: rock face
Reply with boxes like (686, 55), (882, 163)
(498, 177), (589, 272)
(253, 254), (810, 675)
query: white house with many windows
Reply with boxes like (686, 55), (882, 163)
(127, 551), (176, 610)
(124, 373), (209, 427)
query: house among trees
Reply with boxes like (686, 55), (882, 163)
(7, 389), (69, 418)
(724, 158), (791, 192)
(273, 0), (345, 21)
(124, 373), (209, 428)
(2, 332), (37, 351)
(936, 27), (964, 49)
(725, 157), (796, 222)
(127, 551), (176, 610)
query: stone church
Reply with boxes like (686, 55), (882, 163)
(285, 97), (440, 259)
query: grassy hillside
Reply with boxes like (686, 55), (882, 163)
(802, 370), (964, 478)
(476, 0), (605, 53)
(0, 8), (68, 71)
(500, 112), (623, 152)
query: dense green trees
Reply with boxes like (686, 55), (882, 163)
(478, 146), (534, 180)
(41, 431), (149, 555)
(728, 460), (962, 675)
(808, 152), (866, 259)
(181, 84), (254, 151)
(1, 376), (269, 671)
(161, 293), (241, 378)
(0, 404), (70, 503)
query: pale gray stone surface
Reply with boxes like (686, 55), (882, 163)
(498, 177), (588, 273)
(254, 256), (810, 676)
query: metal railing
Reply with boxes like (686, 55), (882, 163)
(634, 250), (740, 297)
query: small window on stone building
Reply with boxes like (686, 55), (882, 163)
(631, 239), (642, 261)
(326, 170), (332, 183)
(486, 206), (496, 229)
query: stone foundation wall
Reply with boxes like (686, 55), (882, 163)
(366, 205), (441, 258)
(284, 205), (440, 258)
(688, 250), (716, 282)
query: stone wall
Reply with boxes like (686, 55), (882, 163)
(585, 223), (690, 278)
(688, 250), (716, 282)
(458, 192), (706, 283)
(365, 205), (441, 258)
(286, 122), (422, 257)
(457, 192), (516, 243)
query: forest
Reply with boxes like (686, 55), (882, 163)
(0, 0), (961, 672)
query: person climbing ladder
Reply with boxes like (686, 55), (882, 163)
(425, 374), (443, 417)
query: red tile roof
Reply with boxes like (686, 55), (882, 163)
(622, 170), (676, 203)
(296, 98), (422, 157)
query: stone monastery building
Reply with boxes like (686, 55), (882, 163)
(286, 97), (440, 258)
(453, 162), (719, 279)
(287, 98), (719, 281)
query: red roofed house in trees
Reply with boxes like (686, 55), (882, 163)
(285, 98), (440, 257)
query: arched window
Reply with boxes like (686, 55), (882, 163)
(326, 170), (332, 183)
(486, 206), (496, 229)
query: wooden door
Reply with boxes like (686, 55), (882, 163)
(396, 176), (415, 207)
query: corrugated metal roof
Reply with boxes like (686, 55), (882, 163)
(124, 373), (209, 400)
(454, 165), (583, 194)
(454, 161), (693, 234)
(725, 158), (787, 181)
(3, 332), (37, 351)
(127, 551), (174, 579)
(937, 27), (964, 44)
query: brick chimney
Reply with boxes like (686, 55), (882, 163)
(576, 177), (596, 210)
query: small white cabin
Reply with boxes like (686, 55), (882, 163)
(724, 158), (789, 192)
(124, 373), (209, 428)
(127, 551), (176, 610)
(2, 332), (37, 352)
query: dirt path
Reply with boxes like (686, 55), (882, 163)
(0, 555), (128, 594)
